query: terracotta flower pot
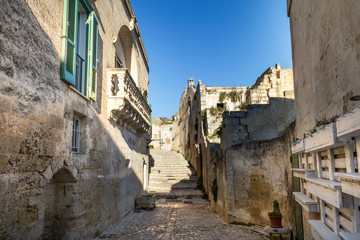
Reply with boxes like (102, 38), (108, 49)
(269, 215), (282, 228)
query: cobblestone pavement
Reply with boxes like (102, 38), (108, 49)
(94, 199), (266, 240)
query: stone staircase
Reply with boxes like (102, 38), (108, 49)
(147, 149), (203, 199)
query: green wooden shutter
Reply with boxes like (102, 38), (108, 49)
(86, 11), (99, 100)
(60, 0), (78, 85)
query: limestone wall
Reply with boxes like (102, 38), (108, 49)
(0, 0), (150, 239)
(151, 117), (179, 151)
(205, 99), (295, 226)
(288, 0), (360, 138)
(249, 65), (294, 104)
(177, 65), (296, 227)
(222, 98), (295, 149)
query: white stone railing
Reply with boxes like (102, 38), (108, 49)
(107, 68), (151, 133)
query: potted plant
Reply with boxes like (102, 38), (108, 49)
(268, 200), (282, 228)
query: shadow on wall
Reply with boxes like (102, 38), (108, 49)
(0, 0), (147, 239)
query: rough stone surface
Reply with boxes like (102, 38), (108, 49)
(175, 65), (295, 228)
(94, 200), (266, 240)
(0, 0), (150, 239)
(288, 0), (360, 138)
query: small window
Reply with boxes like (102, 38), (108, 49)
(115, 53), (123, 68)
(72, 116), (81, 153)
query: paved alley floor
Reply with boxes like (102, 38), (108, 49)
(94, 199), (266, 240)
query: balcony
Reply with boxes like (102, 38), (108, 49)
(304, 123), (348, 153)
(305, 177), (342, 208)
(293, 192), (319, 212)
(337, 107), (360, 138)
(292, 168), (316, 179)
(291, 140), (304, 154)
(334, 172), (360, 198)
(107, 68), (151, 134)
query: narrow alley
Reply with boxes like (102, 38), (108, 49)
(94, 199), (265, 240)
(94, 149), (265, 240)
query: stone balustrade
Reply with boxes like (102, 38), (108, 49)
(107, 68), (151, 134)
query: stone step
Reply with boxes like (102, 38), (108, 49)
(148, 149), (199, 199)
(147, 184), (197, 191)
(149, 189), (203, 198)
(150, 168), (193, 172)
(148, 176), (195, 180)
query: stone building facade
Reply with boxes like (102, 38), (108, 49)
(288, 0), (360, 239)
(177, 65), (296, 226)
(150, 117), (180, 151)
(0, 0), (150, 239)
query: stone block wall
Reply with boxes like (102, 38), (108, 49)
(176, 65), (296, 228)
(0, 0), (150, 239)
(222, 98), (295, 148)
(218, 126), (295, 226)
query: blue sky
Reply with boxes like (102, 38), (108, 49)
(131, 0), (292, 118)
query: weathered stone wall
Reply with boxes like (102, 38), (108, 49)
(151, 117), (178, 151)
(248, 65), (294, 104)
(222, 98), (295, 148)
(218, 125), (295, 227)
(177, 65), (296, 227)
(0, 0), (150, 239)
(288, 0), (360, 138)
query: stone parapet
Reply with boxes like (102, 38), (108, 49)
(222, 98), (295, 149)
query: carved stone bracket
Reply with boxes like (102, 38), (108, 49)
(107, 68), (151, 134)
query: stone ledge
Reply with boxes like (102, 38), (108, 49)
(340, 231), (360, 240)
(292, 168), (315, 179)
(304, 123), (348, 153)
(291, 140), (304, 153)
(293, 192), (319, 212)
(306, 178), (342, 208)
(336, 107), (360, 138)
(308, 220), (340, 240)
(334, 173), (360, 198)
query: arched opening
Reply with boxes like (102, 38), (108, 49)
(118, 26), (133, 74)
(42, 168), (77, 239)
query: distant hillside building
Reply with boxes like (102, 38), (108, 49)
(173, 64), (296, 226)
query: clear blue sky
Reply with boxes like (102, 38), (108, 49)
(131, 0), (292, 118)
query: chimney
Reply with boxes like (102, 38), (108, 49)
(188, 78), (194, 87)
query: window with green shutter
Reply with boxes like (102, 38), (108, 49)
(61, 0), (98, 101)
(85, 12), (98, 100)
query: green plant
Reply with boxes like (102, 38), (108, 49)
(187, 160), (193, 168)
(303, 133), (306, 139)
(148, 145), (154, 149)
(169, 127), (172, 131)
(219, 92), (227, 102)
(212, 125), (222, 138)
(209, 107), (217, 116)
(211, 178), (218, 202)
(201, 109), (207, 120)
(268, 200), (282, 217)
(240, 103), (248, 111)
(0, 225), (8, 240)
(142, 194), (154, 198)
(228, 90), (239, 102)
(160, 117), (172, 125)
